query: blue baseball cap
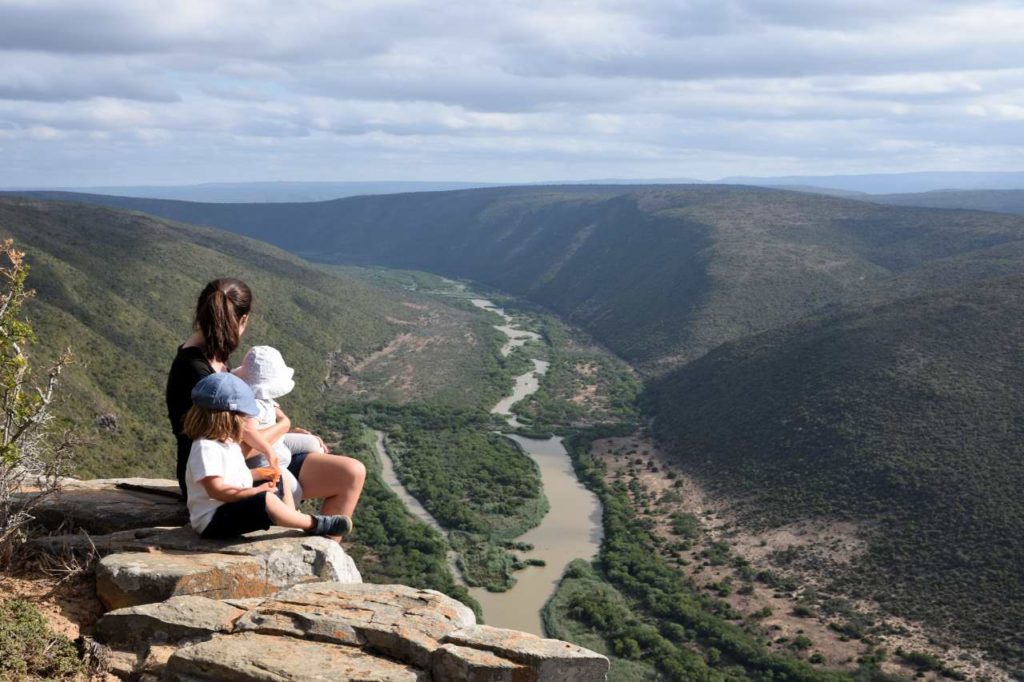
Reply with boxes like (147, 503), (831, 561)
(191, 372), (259, 417)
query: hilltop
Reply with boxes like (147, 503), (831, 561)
(872, 189), (1024, 216)
(646, 277), (1024, 673)
(14, 185), (1024, 374)
(0, 196), (416, 476)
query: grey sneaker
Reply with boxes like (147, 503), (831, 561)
(308, 514), (353, 537)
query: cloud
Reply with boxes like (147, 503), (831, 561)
(0, 0), (1021, 184)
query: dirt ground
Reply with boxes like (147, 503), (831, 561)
(591, 434), (1011, 682)
(326, 296), (484, 403)
(0, 566), (104, 641)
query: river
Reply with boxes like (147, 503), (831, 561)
(372, 296), (603, 636)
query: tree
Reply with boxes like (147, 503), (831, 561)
(0, 239), (73, 565)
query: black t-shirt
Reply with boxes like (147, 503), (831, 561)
(166, 345), (216, 496)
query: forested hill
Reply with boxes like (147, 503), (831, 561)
(872, 189), (1024, 215)
(647, 277), (1024, 672)
(13, 186), (1024, 374)
(0, 197), (405, 477)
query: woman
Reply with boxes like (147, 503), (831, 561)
(165, 277), (366, 540)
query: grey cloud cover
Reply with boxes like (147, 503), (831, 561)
(0, 0), (1021, 185)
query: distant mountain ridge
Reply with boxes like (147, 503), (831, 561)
(871, 188), (1024, 215)
(11, 185), (1024, 375)
(9, 171), (1024, 203)
(721, 170), (1024, 194)
(1, 181), (497, 204)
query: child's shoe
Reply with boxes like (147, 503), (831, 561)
(307, 514), (353, 537)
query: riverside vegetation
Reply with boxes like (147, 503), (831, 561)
(322, 401), (548, 592)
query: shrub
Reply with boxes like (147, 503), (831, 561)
(0, 240), (74, 566)
(0, 598), (83, 679)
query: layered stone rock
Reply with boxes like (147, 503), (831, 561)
(96, 595), (243, 649)
(94, 583), (609, 681)
(443, 625), (610, 681)
(163, 632), (429, 682)
(96, 551), (269, 611)
(431, 643), (536, 682)
(36, 526), (362, 608)
(21, 478), (187, 534)
(235, 582), (476, 667)
(36, 477), (608, 680)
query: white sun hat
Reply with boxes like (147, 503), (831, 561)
(232, 346), (296, 400)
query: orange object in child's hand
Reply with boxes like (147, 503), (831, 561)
(251, 466), (279, 484)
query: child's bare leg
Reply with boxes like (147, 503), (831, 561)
(265, 493), (314, 530)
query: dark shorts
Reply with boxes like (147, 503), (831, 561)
(200, 492), (273, 539)
(288, 451), (311, 481)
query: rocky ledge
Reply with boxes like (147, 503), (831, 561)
(27, 478), (609, 681)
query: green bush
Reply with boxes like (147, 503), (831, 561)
(0, 598), (83, 680)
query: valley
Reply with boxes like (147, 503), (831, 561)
(4, 190), (1023, 680)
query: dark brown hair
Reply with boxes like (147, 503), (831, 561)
(182, 405), (247, 443)
(194, 278), (252, 363)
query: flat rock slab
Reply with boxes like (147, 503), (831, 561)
(96, 595), (243, 649)
(83, 528), (361, 609)
(444, 625), (609, 681)
(163, 632), (428, 682)
(237, 582), (477, 667)
(20, 478), (187, 534)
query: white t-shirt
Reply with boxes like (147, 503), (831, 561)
(185, 438), (254, 533)
(254, 398), (277, 428)
(253, 398), (293, 466)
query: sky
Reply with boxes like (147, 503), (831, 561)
(1, 0), (1023, 186)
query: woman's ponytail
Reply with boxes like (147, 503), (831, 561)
(194, 278), (252, 363)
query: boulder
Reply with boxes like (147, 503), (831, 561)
(96, 596), (244, 649)
(21, 478), (187, 534)
(163, 632), (428, 681)
(37, 526), (359, 579)
(88, 529), (361, 609)
(444, 625), (609, 681)
(96, 551), (268, 611)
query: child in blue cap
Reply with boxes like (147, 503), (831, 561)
(183, 372), (351, 539)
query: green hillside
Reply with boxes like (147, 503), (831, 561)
(646, 278), (1024, 672)
(0, 196), (406, 477)
(15, 187), (1024, 374)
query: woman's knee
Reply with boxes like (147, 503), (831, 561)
(343, 457), (367, 486)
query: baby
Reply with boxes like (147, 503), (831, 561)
(232, 346), (327, 502)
